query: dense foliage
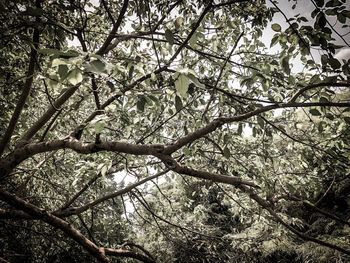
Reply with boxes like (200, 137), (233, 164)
(0, 0), (350, 262)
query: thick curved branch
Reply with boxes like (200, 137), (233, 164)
(163, 101), (350, 154)
(0, 189), (156, 262)
(0, 188), (110, 263)
(156, 154), (258, 188)
(290, 82), (350, 102)
(0, 138), (164, 177)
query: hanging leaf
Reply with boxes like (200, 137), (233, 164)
(271, 23), (281, 32)
(270, 35), (279, 47)
(281, 56), (291, 75)
(223, 146), (230, 159)
(237, 123), (243, 135)
(136, 96), (146, 112)
(67, 68), (83, 85)
(175, 74), (189, 98)
(257, 116), (265, 128)
(175, 96), (183, 112)
(165, 29), (175, 45)
(317, 12), (327, 28)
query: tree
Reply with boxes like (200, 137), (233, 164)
(0, 0), (350, 262)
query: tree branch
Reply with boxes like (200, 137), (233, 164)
(0, 0), (41, 156)
(96, 0), (129, 55)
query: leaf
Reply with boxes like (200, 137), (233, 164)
(52, 58), (69, 67)
(86, 60), (106, 73)
(187, 74), (205, 88)
(223, 146), (230, 159)
(94, 121), (105, 133)
(67, 68), (83, 85)
(237, 123), (243, 135)
(175, 74), (189, 98)
(136, 96), (146, 112)
(257, 116), (265, 128)
(319, 97), (329, 103)
(309, 108), (322, 116)
(175, 17), (184, 28)
(315, 0), (324, 7)
(39, 48), (64, 56)
(58, 65), (69, 81)
(106, 81), (115, 91)
(344, 117), (350, 124)
(317, 12), (327, 28)
(47, 79), (59, 90)
(189, 33), (198, 46)
(342, 10), (350, 19)
(175, 96), (183, 112)
(281, 56), (290, 75)
(271, 23), (281, 32)
(165, 29), (175, 45)
(270, 35), (279, 47)
(329, 57), (341, 69)
(151, 73), (157, 81)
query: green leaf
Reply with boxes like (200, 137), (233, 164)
(86, 60), (106, 73)
(175, 96), (183, 112)
(165, 29), (175, 45)
(94, 121), (105, 133)
(237, 123), (243, 135)
(39, 48), (63, 56)
(58, 65), (69, 81)
(67, 68), (83, 85)
(315, 0), (324, 7)
(342, 10), (350, 19)
(271, 23), (281, 32)
(257, 116), (265, 128)
(151, 73), (157, 81)
(281, 56), (290, 75)
(187, 74), (205, 88)
(317, 13), (327, 28)
(319, 97), (329, 103)
(270, 35), (279, 47)
(175, 17), (184, 28)
(52, 58), (69, 67)
(175, 74), (189, 98)
(189, 33), (198, 46)
(329, 57), (341, 69)
(136, 96), (146, 112)
(223, 146), (230, 159)
(47, 79), (59, 90)
(309, 108), (322, 116)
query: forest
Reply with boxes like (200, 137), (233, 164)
(0, 0), (350, 262)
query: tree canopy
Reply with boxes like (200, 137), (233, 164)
(1, 0), (350, 262)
